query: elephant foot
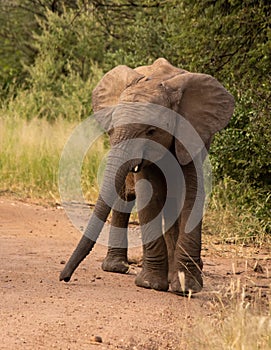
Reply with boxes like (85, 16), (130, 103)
(171, 260), (203, 295)
(102, 248), (129, 274)
(135, 269), (169, 291)
(102, 257), (129, 274)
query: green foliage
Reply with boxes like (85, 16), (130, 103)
(206, 177), (270, 239)
(166, 0), (270, 79)
(0, 0), (81, 98)
(5, 73), (98, 121)
(29, 7), (105, 83)
(211, 86), (270, 187)
(101, 3), (168, 68)
(3, 6), (104, 120)
(209, 85), (271, 233)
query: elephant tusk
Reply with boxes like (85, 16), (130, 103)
(132, 163), (142, 173)
(133, 165), (139, 173)
(131, 160), (143, 173)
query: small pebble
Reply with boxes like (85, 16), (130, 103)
(90, 335), (103, 343)
(253, 261), (264, 273)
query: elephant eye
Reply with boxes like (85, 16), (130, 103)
(146, 127), (156, 137)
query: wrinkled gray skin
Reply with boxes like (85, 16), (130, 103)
(60, 58), (234, 294)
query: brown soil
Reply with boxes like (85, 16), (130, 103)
(0, 198), (270, 349)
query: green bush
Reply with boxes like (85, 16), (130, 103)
(6, 69), (101, 121)
(211, 90), (270, 188)
(209, 81), (270, 233)
(4, 6), (104, 121)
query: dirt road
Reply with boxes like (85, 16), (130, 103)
(0, 198), (270, 349)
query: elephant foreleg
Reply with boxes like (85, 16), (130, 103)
(171, 157), (204, 294)
(102, 197), (135, 274)
(163, 197), (179, 282)
(134, 165), (169, 291)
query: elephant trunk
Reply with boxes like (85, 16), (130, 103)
(59, 148), (139, 282)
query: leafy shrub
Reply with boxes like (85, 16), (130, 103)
(4, 7), (104, 121)
(211, 85), (270, 187)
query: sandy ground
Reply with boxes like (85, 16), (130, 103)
(0, 198), (270, 349)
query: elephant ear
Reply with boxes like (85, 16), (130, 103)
(92, 65), (144, 131)
(162, 73), (235, 165)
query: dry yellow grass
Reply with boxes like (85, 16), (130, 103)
(178, 276), (271, 350)
(0, 115), (107, 203)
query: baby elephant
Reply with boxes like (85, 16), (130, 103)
(60, 58), (234, 294)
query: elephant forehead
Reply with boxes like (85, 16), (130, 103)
(112, 102), (176, 133)
(120, 79), (170, 107)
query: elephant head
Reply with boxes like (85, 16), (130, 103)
(60, 58), (234, 283)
